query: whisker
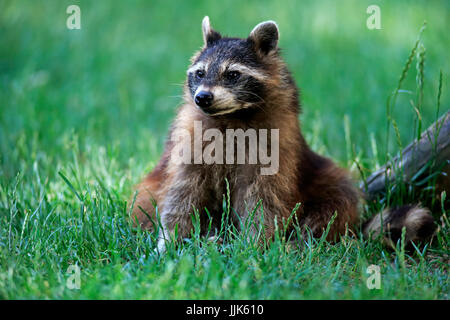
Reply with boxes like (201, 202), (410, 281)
(236, 90), (267, 103)
(169, 82), (186, 87)
(234, 98), (268, 115)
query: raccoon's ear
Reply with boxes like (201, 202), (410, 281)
(202, 16), (221, 47)
(248, 21), (279, 55)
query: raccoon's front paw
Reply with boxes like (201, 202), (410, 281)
(207, 235), (224, 245)
(155, 236), (167, 254)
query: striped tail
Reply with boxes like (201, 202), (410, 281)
(363, 205), (437, 249)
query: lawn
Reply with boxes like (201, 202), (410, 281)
(0, 0), (448, 299)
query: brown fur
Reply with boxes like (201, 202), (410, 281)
(131, 37), (359, 244)
(130, 18), (433, 249)
(363, 205), (436, 249)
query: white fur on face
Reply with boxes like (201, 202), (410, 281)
(189, 60), (264, 116)
(221, 62), (268, 81)
(194, 85), (249, 116)
(187, 61), (209, 75)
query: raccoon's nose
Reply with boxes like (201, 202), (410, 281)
(194, 91), (214, 109)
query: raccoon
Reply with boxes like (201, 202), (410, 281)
(131, 17), (436, 252)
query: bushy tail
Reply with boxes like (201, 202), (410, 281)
(363, 205), (436, 249)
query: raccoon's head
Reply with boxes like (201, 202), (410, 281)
(185, 16), (285, 116)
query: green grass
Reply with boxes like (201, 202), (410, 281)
(0, 0), (449, 299)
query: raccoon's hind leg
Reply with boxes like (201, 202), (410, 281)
(130, 153), (170, 232)
(130, 174), (163, 232)
(298, 150), (360, 241)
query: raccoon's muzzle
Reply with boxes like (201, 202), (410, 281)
(194, 90), (214, 109)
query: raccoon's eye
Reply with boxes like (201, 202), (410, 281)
(225, 71), (241, 81)
(195, 70), (205, 79)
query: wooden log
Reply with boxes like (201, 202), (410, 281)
(361, 110), (450, 199)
